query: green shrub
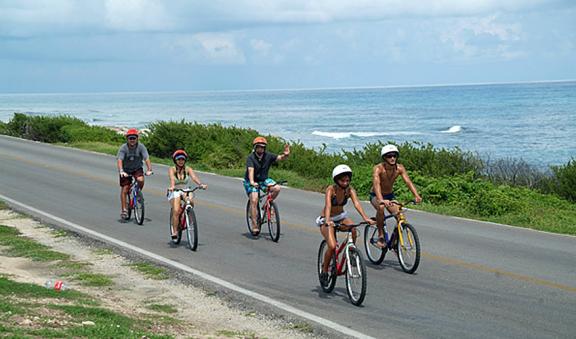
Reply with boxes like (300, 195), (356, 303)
(551, 159), (576, 202)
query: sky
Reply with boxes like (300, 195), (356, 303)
(0, 0), (575, 92)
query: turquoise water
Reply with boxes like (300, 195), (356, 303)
(1, 81), (575, 167)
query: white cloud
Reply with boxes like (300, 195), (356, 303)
(250, 39), (272, 55)
(170, 33), (245, 64)
(104, 0), (173, 31)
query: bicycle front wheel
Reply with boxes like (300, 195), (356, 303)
(185, 207), (198, 251)
(317, 240), (337, 293)
(267, 202), (281, 242)
(169, 208), (182, 245)
(396, 223), (421, 274)
(345, 246), (367, 306)
(124, 192), (132, 220)
(134, 190), (145, 225)
(363, 224), (386, 265)
(245, 200), (261, 235)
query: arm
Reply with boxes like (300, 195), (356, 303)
(350, 188), (375, 224)
(168, 167), (175, 190)
(276, 144), (291, 161)
(140, 144), (153, 174)
(323, 186), (334, 226)
(117, 146), (128, 177)
(187, 167), (207, 189)
(399, 165), (422, 203)
(372, 165), (389, 206)
(248, 167), (257, 187)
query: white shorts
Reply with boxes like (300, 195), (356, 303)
(167, 190), (185, 201)
(316, 211), (348, 227)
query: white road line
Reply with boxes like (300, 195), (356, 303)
(0, 193), (374, 339)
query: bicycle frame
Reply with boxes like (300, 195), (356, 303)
(380, 202), (413, 250)
(333, 230), (356, 276)
(129, 181), (140, 209)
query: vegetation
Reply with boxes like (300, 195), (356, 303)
(2, 113), (575, 235)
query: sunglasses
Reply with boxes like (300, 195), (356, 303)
(127, 136), (137, 140)
(175, 157), (186, 161)
(385, 153), (398, 158)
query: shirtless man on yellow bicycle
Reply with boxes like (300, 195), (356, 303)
(370, 144), (422, 248)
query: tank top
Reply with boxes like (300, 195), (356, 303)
(174, 168), (191, 189)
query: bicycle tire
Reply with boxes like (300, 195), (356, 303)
(345, 246), (367, 306)
(169, 208), (182, 245)
(267, 202), (281, 242)
(185, 207), (198, 251)
(363, 224), (386, 265)
(317, 240), (337, 293)
(245, 200), (261, 235)
(396, 223), (421, 274)
(134, 190), (145, 225)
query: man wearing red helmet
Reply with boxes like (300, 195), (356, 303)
(117, 128), (153, 220)
(244, 136), (290, 236)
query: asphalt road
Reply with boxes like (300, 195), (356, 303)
(1, 135), (575, 338)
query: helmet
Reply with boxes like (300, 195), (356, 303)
(252, 136), (268, 147)
(381, 144), (399, 158)
(332, 164), (353, 182)
(172, 149), (188, 163)
(125, 128), (139, 138)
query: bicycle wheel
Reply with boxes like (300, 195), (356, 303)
(169, 208), (182, 245)
(363, 224), (386, 265)
(345, 246), (367, 306)
(396, 223), (421, 274)
(267, 202), (281, 242)
(185, 207), (198, 251)
(245, 200), (261, 235)
(134, 190), (145, 225)
(317, 240), (337, 293)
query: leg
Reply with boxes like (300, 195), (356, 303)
(370, 197), (386, 247)
(250, 192), (260, 234)
(320, 225), (337, 273)
(268, 184), (281, 201)
(171, 195), (181, 236)
(135, 174), (145, 190)
(120, 185), (130, 214)
(339, 217), (357, 243)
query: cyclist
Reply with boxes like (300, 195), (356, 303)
(370, 144), (422, 248)
(317, 165), (374, 283)
(167, 150), (207, 239)
(117, 128), (153, 220)
(244, 136), (290, 236)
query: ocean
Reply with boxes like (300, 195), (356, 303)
(1, 81), (575, 168)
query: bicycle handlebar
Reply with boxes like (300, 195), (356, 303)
(333, 221), (371, 231)
(166, 186), (205, 194)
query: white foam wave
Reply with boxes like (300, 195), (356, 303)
(312, 130), (423, 139)
(441, 125), (462, 133)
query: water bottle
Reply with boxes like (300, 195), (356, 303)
(44, 279), (69, 291)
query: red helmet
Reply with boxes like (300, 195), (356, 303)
(252, 136), (268, 147)
(125, 128), (139, 137)
(172, 149), (188, 163)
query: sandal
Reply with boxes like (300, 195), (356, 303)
(120, 209), (128, 220)
(251, 228), (261, 237)
(376, 237), (386, 249)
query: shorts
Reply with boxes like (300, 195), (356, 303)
(166, 190), (185, 201)
(119, 168), (144, 187)
(369, 191), (395, 201)
(243, 178), (276, 195)
(316, 211), (349, 227)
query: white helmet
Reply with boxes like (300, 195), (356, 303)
(332, 164), (353, 182)
(381, 144), (399, 158)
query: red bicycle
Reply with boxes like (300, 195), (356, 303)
(317, 221), (369, 306)
(245, 181), (286, 242)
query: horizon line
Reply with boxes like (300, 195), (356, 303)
(0, 78), (575, 96)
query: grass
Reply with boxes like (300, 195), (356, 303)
(0, 200), (7, 210)
(127, 262), (169, 280)
(0, 225), (70, 261)
(147, 303), (178, 314)
(216, 329), (258, 338)
(285, 321), (314, 334)
(92, 247), (114, 256)
(71, 272), (114, 287)
(51, 229), (68, 238)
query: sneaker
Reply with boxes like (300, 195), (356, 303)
(319, 272), (329, 285)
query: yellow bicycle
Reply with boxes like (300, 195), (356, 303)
(363, 201), (421, 274)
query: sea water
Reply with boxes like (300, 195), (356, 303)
(1, 81), (574, 167)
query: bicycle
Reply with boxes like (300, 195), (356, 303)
(363, 200), (421, 274)
(168, 186), (204, 251)
(245, 181), (286, 242)
(124, 172), (153, 225)
(317, 221), (369, 306)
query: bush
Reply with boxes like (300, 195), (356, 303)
(550, 159), (576, 202)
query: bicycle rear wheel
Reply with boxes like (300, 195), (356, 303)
(345, 246), (367, 306)
(169, 208), (182, 245)
(185, 207), (198, 251)
(245, 200), (261, 235)
(317, 240), (337, 293)
(363, 224), (386, 265)
(396, 223), (421, 274)
(267, 202), (281, 242)
(134, 190), (145, 225)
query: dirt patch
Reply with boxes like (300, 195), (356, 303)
(0, 210), (317, 338)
